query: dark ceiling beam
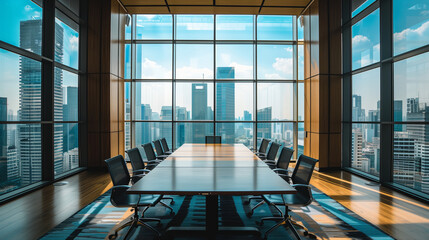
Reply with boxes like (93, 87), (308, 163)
(258, 0), (266, 14)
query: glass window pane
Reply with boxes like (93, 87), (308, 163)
(216, 15), (253, 40)
(55, 68), (78, 121)
(135, 44), (172, 79)
(298, 82), (304, 121)
(0, 124), (41, 195)
(298, 122), (304, 158)
(298, 45), (304, 80)
(352, 123), (380, 176)
(257, 123), (294, 152)
(393, 0), (429, 55)
(257, 83), (294, 121)
(55, 14), (79, 69)
(352, 9), (380, 70)
(135, 122), (172, 147)
(55, 123), (79, 176)
(135, 82), (172, 120)
(216, 82), (253, 121)
(175, 123), (214, 147)
(298, 16), (304, 41)
(257, 45), (294, 80)
(257, 15), (293, 40)
(125, 15), (132, 40)
(176, 82), (213, 121)
(125, 122), (131, 150)
(58, 0), (79, 15)
(393, 124), (427, 193)
(0, 0), (42, 55)
(125, 44), (131, 79)
(352, 0), (376, 18)
(394, 52), (429, 122)
(125, 82), (130, 121)
(176, 15), (214, 40)
(176, 44), (213, 79)
(216, 123), (253, 147)
(352, 68), (380, 122)
(135, 15), (172, 39)
(0, 50), (41, 121)
(216, 45), (253, 80)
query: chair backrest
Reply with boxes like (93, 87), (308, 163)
(105, 155), (130, 186)
(266, 142), (281, 160)
(259, 138), (270, 154)
(291, 154), (318, 185)
(161, 138), (170, 152)
(205, 136), (221, 143)
(153, 139), (165, 156)
(277, 147), (294, 169)
(126, 147), (146, 171)
(142, 143), (157, 161)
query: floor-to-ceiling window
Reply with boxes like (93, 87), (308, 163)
(343, 0), (429, 200)
(0, 0), (84, 200)
(125, 14), (303, 158)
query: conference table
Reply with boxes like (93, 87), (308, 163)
(128, 143), (296, 238)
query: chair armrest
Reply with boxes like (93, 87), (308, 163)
(133, 169), (150, 174)
(131, 174), (146, 183)
(291, 184), (311, 188)
(263, 160), (276, 164)
(111, 185), (131, 195)
(265, 162), (276, 167)
(273, 168), (289, 174)
(147, 160), (162, 164)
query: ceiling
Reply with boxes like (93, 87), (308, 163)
(119, 0), (312, 15)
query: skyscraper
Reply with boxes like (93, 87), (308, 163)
(216, 67), (235, 143)
(19, 20), (64, 184)
(0, 98), (7, 185)
(192, 83), (208, 143)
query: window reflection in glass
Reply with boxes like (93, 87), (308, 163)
(352, 9), (380, 70)
(135, 15), (172, 39)
(175, 82), (214, 121)
(176, 44), (213, 79)
(216, 45), (253, 80)
(352, 68), (380, 122)
(257, 45), (294, 80)
(176, 15), (214, 40)
(257, 15), (293, 40)
(394, 52), (429, 122)
(216, 15), (253, 40)
(55, 14), (79, 69)
(352, 0), (376, 18)
(135, 44), (172, 79)
(134, 82), (172, 120)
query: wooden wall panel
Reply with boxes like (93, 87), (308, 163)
(310, 0), (319, 77)
(87, 74), (101, 133)
(330, 75), (342, 133)
(87, 0), (101, 74)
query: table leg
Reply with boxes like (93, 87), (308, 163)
(206, 195), (219, 234)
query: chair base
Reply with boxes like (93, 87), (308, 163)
(261, 215), (318, 240)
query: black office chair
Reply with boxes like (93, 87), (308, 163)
(142, 143), (168, 161)
(153, 139), (169, 156)
(161, 138), (173, 154)
(246, 147), (294, 208)
(105, 155), (163, 239)
(264, 147), (294, 171)
(259, 155), (319, 240)
(205, 136), (221, 143)
(258, 142), (280, 160)
(126, 147), (175, 205)
(253, 138), (271, 157)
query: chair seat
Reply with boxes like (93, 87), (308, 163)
(113, 193), (162, 207)
(263, 193), (309, 207)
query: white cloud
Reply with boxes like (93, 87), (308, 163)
(24, 5), (33, 12)
(228, 62), (253, 79)
(352, 35), (371, 49)
(69, 36), (79, 51)
(176, 66), (213, 79)
(394, 20), (429, 53)
(264, 73), (282, 79)
(178, 23), (213, 31)
(141, 58), (172, 79)
(272, 57), (293, 77)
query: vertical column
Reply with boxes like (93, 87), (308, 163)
(87, 0), (126, 168)
(303, 0), (342, 170)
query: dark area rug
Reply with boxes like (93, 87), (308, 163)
(40, 187), (393, 240)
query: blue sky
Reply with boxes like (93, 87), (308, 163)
(0, 0), (79, 117)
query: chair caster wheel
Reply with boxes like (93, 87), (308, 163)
(304, 231), (308, 236)
(170, 201), (175, 205)
(108, 233), (117, 239)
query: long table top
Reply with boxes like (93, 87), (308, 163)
(128, 144), (296, 195)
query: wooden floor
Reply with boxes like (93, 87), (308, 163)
(0, 168), (428, 240)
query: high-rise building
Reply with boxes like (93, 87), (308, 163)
(63, 87), (78, 153)
(192, 83), (208, 143)
(19, 20), (64, 183)
(352, 95), (364, 121)
(393, 132), (416, 188)
(244, 111), (252, 121)
(216, 67), (235, 143)
(257, 107), (272, 142)
(394, 100), (403, 131)
(160, 106), (172, 145)
(0, 97), (7, 185)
